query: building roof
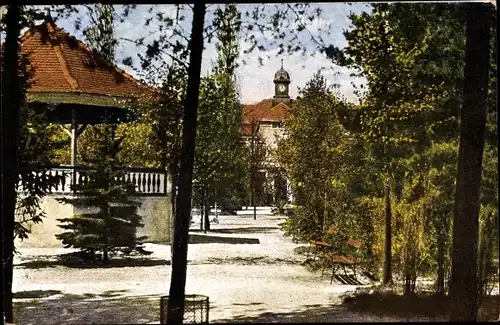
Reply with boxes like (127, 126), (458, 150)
(6, 22), (156, 107)
(239, 123), (255, 137)
(242, 99), (293, 124)
(240, 99), (293, 137)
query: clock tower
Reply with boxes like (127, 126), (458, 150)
(273, 59), (290, 104)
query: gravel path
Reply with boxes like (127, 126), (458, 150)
(12, 209), (439, 324)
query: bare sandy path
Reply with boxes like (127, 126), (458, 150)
(12, 210), (440, 324)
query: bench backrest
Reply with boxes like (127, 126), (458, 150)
(347, 239), (362, 249)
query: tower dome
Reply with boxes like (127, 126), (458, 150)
(273, 59), (291, 102)
(273, 59), (290, 83)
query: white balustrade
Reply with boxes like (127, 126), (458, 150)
(16, 166), (169, 196)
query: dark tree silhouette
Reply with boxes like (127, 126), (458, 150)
(449, 3), (492, 322)
(1, 5), (23, 323)
(166, 3), (206, 324)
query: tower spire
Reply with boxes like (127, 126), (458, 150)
(281, 58), (283, 69)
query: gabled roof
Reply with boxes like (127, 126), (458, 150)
(239, 123), (256, 137)
(8, 22), (155, 106)
(242, 98), (293, 124)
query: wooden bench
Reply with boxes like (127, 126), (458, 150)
(306, 240), (332, 261)
(322, 253), (355, 284)
(305, 226), (339, 260)
(320, 238), (363, 284)
(347, 238), (362, 249)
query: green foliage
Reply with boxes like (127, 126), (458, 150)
(277, 71), (352, 236)
(15, 105), (65, 242)
(278, 3), (497, 295)
(271, 199), (287, 215)
(83, 4), (117, 61)
(192, 5), (248, 217)
(56, 127), (150, 261)
(282, 205), (322, 242)
(193, 73), (246, 208)
(76, 5), (120, 168)
(334, 3), (495, 294)
(10, 32), (65, 245)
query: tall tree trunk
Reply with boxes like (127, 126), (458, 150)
(169, 160), (179, 260)
(477, 225), (487, 296)
(251, 120), (257, 220)
(214, 189), (218, 219)
(449, 3), (491, 322)
(252, 182), (257, 220)
(383, 177), (393, 285)
(436, 232), (446, 295)
(1, 5), (22, 324)
(204, 196), (210, 232)
(200, 190), (204, 231)
(169, 156), (179, 224)
(166, 3), (206, 324)
(323, 184), (328, 233)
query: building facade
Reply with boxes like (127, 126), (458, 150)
(240, 62), (293, 206)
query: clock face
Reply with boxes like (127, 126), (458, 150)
(278, 84), (286, 92)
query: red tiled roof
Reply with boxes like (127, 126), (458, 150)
(242, 98), (293, 124)
(10, 22), (154, 100)
(239, 123), (255, 137)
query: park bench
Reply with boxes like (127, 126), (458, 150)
(306, 240), (332, 261)
(322, 253), (356, 284)
(319, 237), (363, 285)
(304, 226), (340, 261)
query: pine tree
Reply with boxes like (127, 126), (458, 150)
(56, 5), (150, 263)
(56, 126), (150, 262)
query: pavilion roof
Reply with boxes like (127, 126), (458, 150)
(4, 22), (157, 107)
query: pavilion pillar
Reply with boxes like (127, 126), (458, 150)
(71, 107), (78, 187)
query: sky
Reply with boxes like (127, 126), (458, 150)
(1, 2), (495, 104)
(45, 4), (372, 105)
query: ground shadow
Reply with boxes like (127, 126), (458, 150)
(198, 227), (279, 235)
(13, 292), (160, 325)
(188, 233), (260, 245)
(14, 290), (63, 299)
(213, 303), (416, 323)
(16, 256), (170, 269)
(191, 256), (267, 266)
(190, 255), (301, 266)
(341, 290), (499, 322)
(232, 302), (264, 306)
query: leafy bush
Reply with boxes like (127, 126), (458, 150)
(271, 199), (288, 215)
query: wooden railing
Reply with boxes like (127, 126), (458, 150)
(18, 165), (170, 196)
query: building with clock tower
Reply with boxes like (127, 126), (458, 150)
(273, 59), (291, 105)
(240, 61), (294, 206)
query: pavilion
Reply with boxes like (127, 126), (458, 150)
(1, 21), (165, 195)
(3, 21), (172, 248)
(19, 21), (156, 167)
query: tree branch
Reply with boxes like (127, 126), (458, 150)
(119, 36), (188, 70)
